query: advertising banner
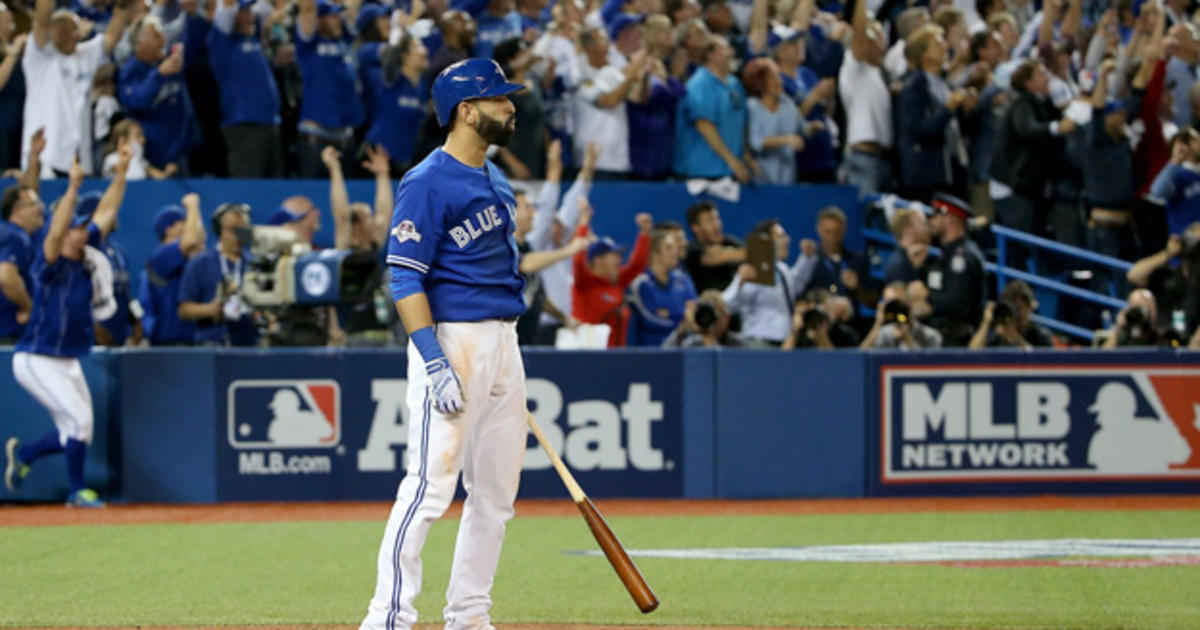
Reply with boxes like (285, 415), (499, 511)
(214, 350), (684, 501)
(876, 363), (1200, 489)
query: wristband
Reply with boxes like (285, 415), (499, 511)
(410, 327), (444, 363)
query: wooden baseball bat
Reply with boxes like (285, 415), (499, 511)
(525, 412), (660, 614)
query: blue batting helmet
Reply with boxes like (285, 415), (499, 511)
(431, 58), (525, 127)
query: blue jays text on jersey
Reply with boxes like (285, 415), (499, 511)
(386, 148), (526, 323)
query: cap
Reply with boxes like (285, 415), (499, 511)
(767, 24), (804, 50)
(1103, 98), (1127, 116)
(236, 0), (256, 9)
(70, 191), (103, 229)
(600, 0), (625, 26)
(586, 236), (624, 262)
(266, 205), (306, 226)
(355, 3), (387, 35)
(153, 204), (187, 239)
(607, 13), (645, 41)
(930, 192), (973, 221)
(316, 0), (344, 18)
(431, 58), (525, 126)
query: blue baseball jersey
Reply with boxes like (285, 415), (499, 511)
(16, 242), (94, 358)
(366, 73), (426, 166)
(0, 221), (35, 339)
(627, 269), (696, 347)
(387, 148), (526, 322)
(145, 240), (196, 344)
(294, 27), (364, 129)
(208, 24), (282, 128)
(88, 226), (134, 346)
(358, 43), (384, 129)
(117, 57), (201, 167)
(473, 11), (522, 60)
(179, 247), (259, 346)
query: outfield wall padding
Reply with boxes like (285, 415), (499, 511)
(2, 348), (1199, 503)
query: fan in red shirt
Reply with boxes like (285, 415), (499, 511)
(571, 205), (653, 347)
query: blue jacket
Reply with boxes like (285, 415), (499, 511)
(894, 71), (954, 191)
(118, 58), (201, 167)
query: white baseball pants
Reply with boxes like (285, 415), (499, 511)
(361, 320), (527, 630)
(12, 352), (94, 444)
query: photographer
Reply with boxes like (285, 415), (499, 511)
(969, 280), (1054, 349)
(860, 282), (943, 350)
(663, 290), (743, 348)
(1126, 222), (1200, 337)
(1102, 289), (1164, 348)
(969, 301), (1031, 349)
(178, 203), (258, 346)
(781, 304), (833, 350)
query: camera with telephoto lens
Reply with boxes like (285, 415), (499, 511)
(991, 300), (1016, 327)
(802, 307), (829, 330)
(1118, 305), (1157, 346)
(693, 300), (719, 333)
(881, 299), (910, 325)
(234, 226), (378, 309)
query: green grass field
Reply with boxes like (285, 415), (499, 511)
(4, 508), (1200, 628)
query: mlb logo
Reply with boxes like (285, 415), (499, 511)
(882, 366), (1200, 482)
(227, 380), (341, 449)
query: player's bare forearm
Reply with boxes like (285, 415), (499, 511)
(180, 194), (206, 256)
(33, 0), (52, 48)
(374, 172), (393, 244)
(178, 300), (219, 321)
(395, 292), (435, 335)
(0, 263), (32, 311)
(43, 175), (80, 262)
(94, 167), (128, 237)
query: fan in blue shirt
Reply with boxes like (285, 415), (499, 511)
(673, 36), (751, 181)
(365, 33), (430, 170)
(141, 195), (206, 345)
(118, 16), (201, 170)
(0, 185), (44, 342)
(207, 0), (285, 177)
(295, 0), (364, 130)
(295, 0), (364, 176)
(471, 0), (523, 59)
(178, 203), (259, 346)
(627, 229), (697, 346)
(1151, 159), (1200, 237)
(355, 3), (392, 125)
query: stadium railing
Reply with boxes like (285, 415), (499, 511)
(863, 224), (1131, 342)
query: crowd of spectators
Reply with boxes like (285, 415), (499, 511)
(1, 0), (1200, 349)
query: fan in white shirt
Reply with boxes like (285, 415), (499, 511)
(21, 0), (128, 177)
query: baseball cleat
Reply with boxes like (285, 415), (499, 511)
(66, 488), (105, 508)
(4, 437), (28, 493)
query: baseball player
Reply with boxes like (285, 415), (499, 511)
(4, 157), (117, 507)
(360, 58), (528, 630)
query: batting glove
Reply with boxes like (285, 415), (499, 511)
(425, 357), (465, 415)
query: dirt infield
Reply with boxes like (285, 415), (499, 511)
(3, 494), (1198, 528)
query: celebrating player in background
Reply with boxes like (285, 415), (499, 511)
(141, 193), (206, 345)
(360, 58), (529, 630)
(5, 158), (108, 507)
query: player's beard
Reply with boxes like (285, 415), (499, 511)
(474, 109), (516, 146)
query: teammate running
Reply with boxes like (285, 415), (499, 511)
(5, 151), (127, 507)
(359, 58), (528, 630)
